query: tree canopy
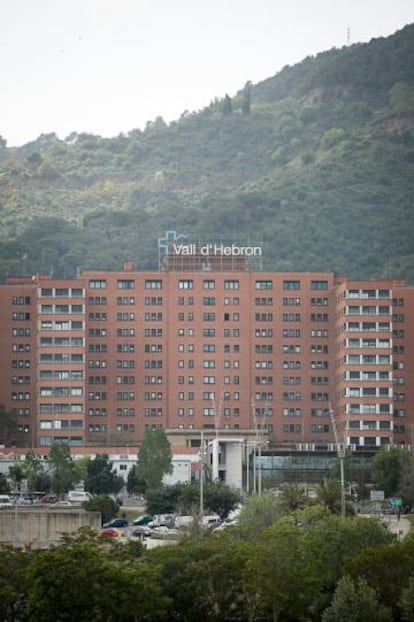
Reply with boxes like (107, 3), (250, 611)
(134, 428), (172, 491)
(47, 442), (78, 494)
(84, 454), (124, 496)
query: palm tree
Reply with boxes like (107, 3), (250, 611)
(314, 479), (354, 515)
(277, 483), (310, 513)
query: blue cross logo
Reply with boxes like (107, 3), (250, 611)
(158, 230), (187, 255)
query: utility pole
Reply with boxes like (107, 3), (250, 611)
(200, 429), (204, 519)
(329, 404), (346, 517)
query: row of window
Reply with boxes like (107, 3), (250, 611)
(88, 279), (329, 291)
(38, 294), (331, 308)
(40, 288), (83, 297)
(87, 424), (136, 432)
(40, 304), (83, 314)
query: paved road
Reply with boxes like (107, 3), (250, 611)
(361, 513), (411, 540)
(382, 514), (411, 540)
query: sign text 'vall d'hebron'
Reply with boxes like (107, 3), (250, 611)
(172, 243), (262, 257)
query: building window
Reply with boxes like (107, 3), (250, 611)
(310, 424), (330, 433)
(311, 280), (328, 290)
(89, 280), (106, 289)
(283, 280), (300, 290)
(310, 329), (329, 337)
(117, 328), (135, 336)
(282, 329), (301, 337)
(283, 313), (301, 321)
(203, 313), (215, 321)
(145, 279), (162, 289)
(255, 313), (274, 322)
(255, 280), (272, 290)
(283, 392), (302, 400)
(178, 280), (193, 290)
(283, 424), (302, 433)
(283, 408), (302, 417)
(311, 392), (329, 401)
(224, 280), (239, 290)
(311, 297), (329, 306)
(12, 312), (31, 321)
(144, 312), (162, 321)
(255, 329), (273, 338)
(203, 280), (215, 289)
(283, 297), (300, 306)
(283, 376), (301, 385)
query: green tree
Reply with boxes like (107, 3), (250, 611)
(135, 428), (172, 491)
(204, 481), (240, 520)
(389, 81), (414, 116)
(84, 454), (124, 495)
(246, 518), (317, 621)
(26, 542), (169, 621)
(47, 442), (78, 495)
(305, 513), (394, 615)
(146, 484), (183, 515)
(314, 478), (354, 515)
(0, 546), (31, 622)
(399, 575), (414, 621)
(237, 493), (281, 538)
(242, 83), (251, 116)
(277, 483), (310, 513)
(322, 576), (392, 622)
(344, 538), (414, 615)
(0, 404), (17, 446)
(399, 452), (414, 507)
(150, 536), (264, 622)
(221, 94), (233, 116)
(0, 472), (10, 493)
(8, 464), (25, 493)
(126, 463), (147, 496)
(73, 456), (89, 485)
(83, 494), (119, 524)
(371, 446), (407, 497)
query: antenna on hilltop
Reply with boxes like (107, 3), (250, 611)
(346, 25), (351, 46)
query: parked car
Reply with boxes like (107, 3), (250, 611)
(132, 514), (153, 526)
(0, 495), (13, 509)
(102, 518), (129, 529)
(15, 496), (34, 506)
(148, 513), (175, 528)
(52, 500), (73, 508)
(99, 527), (124, 538)
(40, 494), (59, 505)
(132, 526), (152, 538)
(68, 490), (92, 504)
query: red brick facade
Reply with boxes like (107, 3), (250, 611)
(0, 262), (413, 452)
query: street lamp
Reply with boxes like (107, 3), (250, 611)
(329, 405), (346, 518)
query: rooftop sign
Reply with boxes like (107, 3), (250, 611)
(157, 231), (263, 271)
(172, 243), (262, 257)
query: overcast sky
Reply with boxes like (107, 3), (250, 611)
(1, 0), (413, 147)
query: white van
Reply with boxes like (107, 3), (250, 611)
(67, 490), (92, 504)
(202, 514), (221, 528)
(0, 495), (13, 509)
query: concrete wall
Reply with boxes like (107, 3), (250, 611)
(0, 508), (101, 548)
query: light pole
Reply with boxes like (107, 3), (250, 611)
(258, 441), (262, 496)
(339, 447), (346, 518)
(199, 430), (204, 519)
(329, 405), (346, 518)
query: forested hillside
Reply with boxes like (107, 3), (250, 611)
(0, 23), (413, 281)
